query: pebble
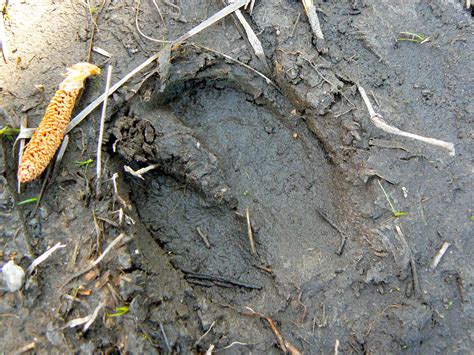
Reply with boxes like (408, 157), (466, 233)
(1, 260), (25, 292)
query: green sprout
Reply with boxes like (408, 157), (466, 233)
(470, 215), (474, 221)
(444, 300), (453, 310)
(0, 126), (20, 141)
(106, 306), (129, 317)
(17, 197), (38, 206)
(74, 159), (93, 174)
(398, 32), (430, 44)
(377, 180), (408, 218)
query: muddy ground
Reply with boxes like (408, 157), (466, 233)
(0, 0), (472, 353)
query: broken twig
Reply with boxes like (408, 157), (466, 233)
(123, 164), (159, 180)
(27, 242), (66, 275)
(301, 0), (325, 40)
(196, 226), (211, 249)
(358, 86), (455, 156)
(246, 207), (257, 255)
(431, 241), (451, 271)
(96, 65), (113, 196)
(60, 233), (127, 289)
(227, 0), (269, 71)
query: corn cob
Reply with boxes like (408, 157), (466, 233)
(18, 63), (101, 183)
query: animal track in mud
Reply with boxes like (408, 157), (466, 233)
(113, 81), (349, 303)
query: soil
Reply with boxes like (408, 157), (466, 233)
(0, 0), (472, 353)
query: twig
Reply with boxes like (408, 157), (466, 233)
(431, 241), (451, 271)
(358, 86), (455, 156)
(112, 173), (130, 208)
(136, 0), (171, 43)
(335, 339), (340, 355)
(60, 233), (127, 289)
(85, 0), (107, 63)
(92, 46), (111, 58)
(160, 323), (171, 352)
(194, 320), (216, 347)
(183, 270), (261, 289)
(83, 302), (105, 332)
(27, 242), (66, 275)
(196, 226), (211, 248)
(244, 307), (301, 354)
(64, 302), (105, 331)
(394, 225), (420, 296)
(13, 342), (36, 355)
(32, 134), (68, 214)
(205, 344), (215, 355)
(290, 13), (301, 38)
(246, 207), (256, 255)
(151, 0), (166, 27)
(193, 44), (278, 88)
(301, 0), (324, 40)
(315, 209), (347, 255)
(227, 0), (269, 70)
(96, 65), (113, 196)
(123, 164), (159, 180)
(17, 116), (28, 193)
(244, 0), (255, 14)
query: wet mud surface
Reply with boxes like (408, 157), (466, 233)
(0, 0), (472, 353)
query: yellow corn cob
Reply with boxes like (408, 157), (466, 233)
(18, 63), (101, 183)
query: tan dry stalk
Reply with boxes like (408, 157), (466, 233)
(18, 63), (100, 183)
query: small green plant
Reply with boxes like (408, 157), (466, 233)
(398, 32), (430, 44)
(106, 306), (129, 317)
(17, 197), (38, 206)
(0, 126), (20, 140)
(444, 300), (453, 310)
(74, 159), (93, 174)
(470, 215), (474, 221)
(377, 180), (408, 218)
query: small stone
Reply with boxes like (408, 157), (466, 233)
(1, 260), (25, 292)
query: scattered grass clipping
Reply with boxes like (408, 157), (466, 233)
(17, 197), (38, 205)
(398, 32), (430, 44)
(106, 306), (129, 317)
(377, 180), (408, 218)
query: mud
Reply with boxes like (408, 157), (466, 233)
(0, 0), (472, 353)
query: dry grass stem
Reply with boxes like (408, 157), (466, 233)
(60, 233), (127, 289)
(92, 46), (111, 58)
(136, 0), (171, 43)
(194, 44), (278, 88)
(196, 226), (211, 249)
(83, 302), (105, 332)
(13, 342), (36, 354)
(17, 116), (28, 193)
(246, 207), (256, 255)
(431, 241), (451, 270)
(27, 242), (66, 275)
(302, 0), (325, 40)
(358, 86), (455, 156)
(96, 65), (113, 195)
(228, 0), (268, 70)
(123, 164), (159, 180)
